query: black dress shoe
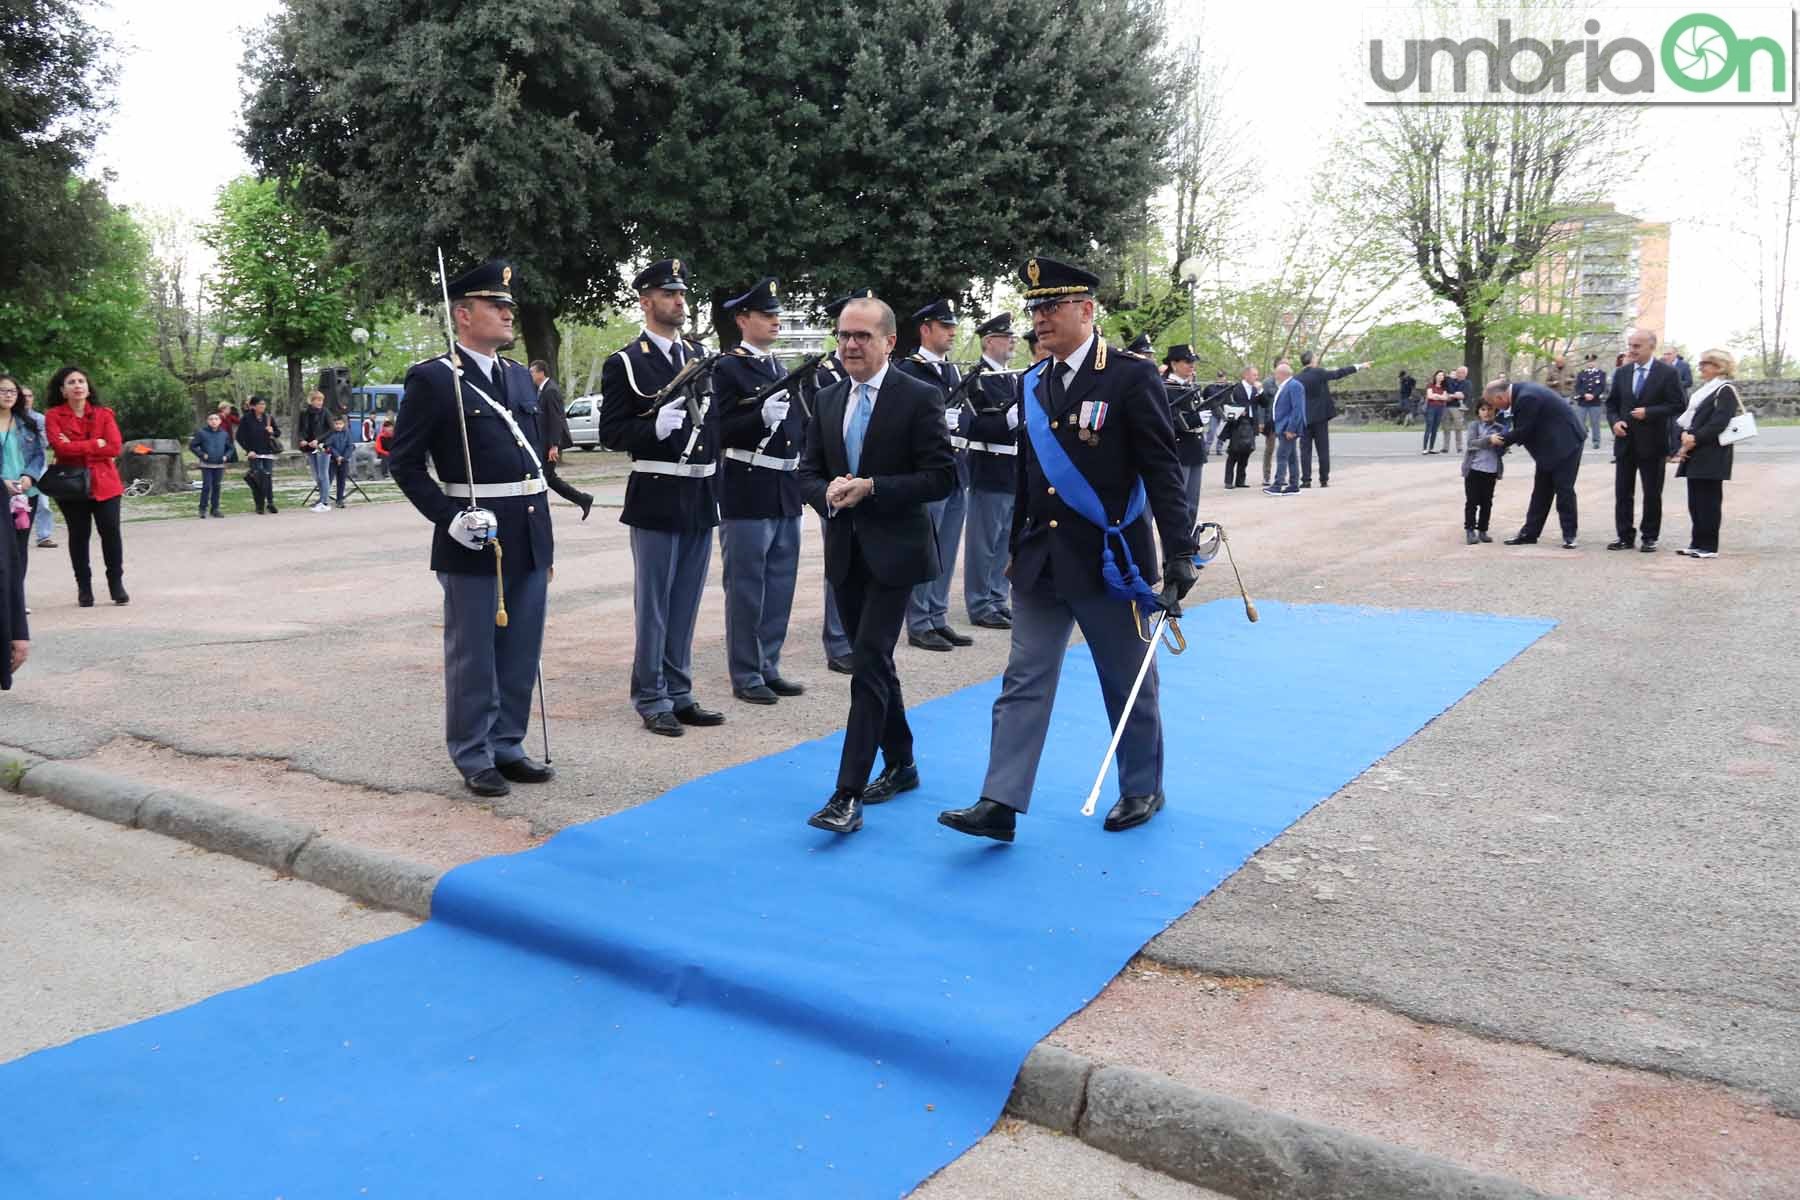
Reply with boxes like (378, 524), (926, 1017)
(934, 625), (974, 647)
(577, 492), (595, 521)
(1319, 480), (1329, 488)
(969, 613), (1012, 630)
(1478, 532), (1492, 543)
(1639, 540), (1657, 553)
(496, 756), (556, 784)
(827, 656), (855, 675)
(908, 630), (954, 652)
(807, 789), (863, 834)
(1606, 539), (1634, 551)
(463, 767), (511, 797)
(643, 712), (685, 737)
(1103, 791), (1165, 832)
(862, 761), (920, 805)
(734, 684), (779, 705)
(674, 703), (726, 726)
(1465, 529), (1478, 545)
(1502, 536), (1536, 546)
(77, 587), (95, 608)
(1300, 481), (1312, 488)
(766, 676), (805, 697)
(108, 578), (129, 605)
(937, 798), (1016, 843)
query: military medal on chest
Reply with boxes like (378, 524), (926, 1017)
(1077, 399), (1109, 446)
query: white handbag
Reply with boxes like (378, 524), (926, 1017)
(1719, 386), (1757, 446)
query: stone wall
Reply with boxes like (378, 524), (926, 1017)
(1333, 379), (1800, 424)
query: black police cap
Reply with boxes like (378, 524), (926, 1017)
(1022, 330), (1039, 346)
(911, 299), (957, 326)
(723, 276), (782, 314)
(1019, 256), (1100, 309)
(976, 313), (1015, 338)
(825, 288), (877, 318)
(446, 259), (516, 306)
(1163, 343), (1198, 363)
(633, 258), (690, 293)
(1127, 333), (1154, 355)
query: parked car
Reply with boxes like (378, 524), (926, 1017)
(564, 394), (600, 451)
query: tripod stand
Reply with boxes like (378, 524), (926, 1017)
(301, 454), (376, 507)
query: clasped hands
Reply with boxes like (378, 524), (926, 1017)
(825, 475), (873, 509)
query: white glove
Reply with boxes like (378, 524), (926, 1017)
(448, 508), (497, 551)
(654, 395), (687, 440)
(1005, 404), (1020, 431)
(761, 396), (790, 428)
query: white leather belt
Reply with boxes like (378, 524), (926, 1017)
(950, 435), (970, 450)
(724, 449), (799, 472)
(632, 460), (717, 479)
(444, 479), (547, 498)
(965, 441), (1017, 456)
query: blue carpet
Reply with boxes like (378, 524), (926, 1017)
(0, 601), (1551, 1198)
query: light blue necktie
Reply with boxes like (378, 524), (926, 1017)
(846, 382), (872, 475)
(1633, 365), (1645, 397)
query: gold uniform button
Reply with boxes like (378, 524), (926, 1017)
(1049, 519), (1059, 529)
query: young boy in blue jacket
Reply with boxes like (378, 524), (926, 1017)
(189, 411), (236, 517)
(324, 416), (357, 509)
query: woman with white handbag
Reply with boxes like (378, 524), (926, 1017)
(1672, 348), (1750, 558)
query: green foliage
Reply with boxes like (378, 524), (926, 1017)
(108, 364), (193, 441)
(0, 194), (153, 386)
(1350, 320), (1465, 377)
(203, 177), (358, 376)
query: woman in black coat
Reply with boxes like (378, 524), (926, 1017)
(1672, 348), (1742, 559)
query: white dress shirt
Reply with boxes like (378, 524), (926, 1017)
(841, 363), (890, 440)
(456, 343), (498, 381)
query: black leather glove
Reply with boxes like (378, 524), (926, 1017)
(1163, 555), (1199, 600)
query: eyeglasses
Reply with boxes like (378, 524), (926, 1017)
(0, 386), (17, 396)
(1029, 299), (1076, 317)
(835, 329), (880, 345)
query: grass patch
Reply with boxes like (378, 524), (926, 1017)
(123, 475), (410, 522)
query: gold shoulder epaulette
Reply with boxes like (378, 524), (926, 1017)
(638, 338), (652, 354)
(1094, 338), (1109, 371)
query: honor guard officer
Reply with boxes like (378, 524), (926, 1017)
(390, 258), (555, 797)
(898, 299), (972, 652)
(812, 288), (877, 676)
(599, 258), (727, 737)
(715, 277), (806, 705)
(963, 312), (1022, 630)
(1124, 332), (1156, 359)
(939, 257), (1199, 843)
(1162, 346), (1207, 518)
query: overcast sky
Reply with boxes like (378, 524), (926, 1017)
(91, 0), (1788, 355)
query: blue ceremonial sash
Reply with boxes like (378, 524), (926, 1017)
(1021, 363), (1159, 615)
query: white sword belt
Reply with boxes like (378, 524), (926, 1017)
(631, 460), (717, 479)
(444, 479), (548, 498)
(723, 449), (800, 472)
(961, 440), (1017, 456)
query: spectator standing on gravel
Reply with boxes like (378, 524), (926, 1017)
(18, 385), (55, 549)
(324, 415), (357, 509)
(1442, 366), (1470, 454)
(43, 365), (128, 605)
(1540, 355), (1572, 396)
(1264, 360), (1305, 496)
(1572, 355), (1607, 451)
(1606, 329), (1685, 553)
(1396, 368), (1416, 427)
(188, 410), (235, 518)
(529, 359), (594, 520)
(236, 394), (281, 514)
(1460, 397), (1507, 544)
(217, 401), (239, 438)
(373, 416), (395, 477)
(1672, 349), (1742, 559)
(297, 390), (334, 512)
(1421, 370), (1450, 453)
(1, 375), (47, 596)
(1295, 350), (1368, 488)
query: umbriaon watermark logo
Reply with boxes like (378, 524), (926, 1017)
(1364, 7), (1796, 103)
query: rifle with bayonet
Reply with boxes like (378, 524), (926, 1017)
(734, 353), (827, 421)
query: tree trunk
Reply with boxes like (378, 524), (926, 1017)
(1462, 322), (1485, 388)
(518, 302), (561, 377)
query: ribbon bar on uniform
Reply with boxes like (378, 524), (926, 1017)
(444, 478), (548, 499)
(631, 460), (717, 479)
(722, 449), (800, 472)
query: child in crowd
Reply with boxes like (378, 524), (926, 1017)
(373, 416), (395, 478)
(189, 410), (236, 518)
(324, 415), (357, 509)
(1217, 401), (1257, 489)
(1461, 398), (1507, 544)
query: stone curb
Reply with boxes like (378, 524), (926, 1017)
(1006, 1047), (1566, 1200)
(8, 757), (437, 920)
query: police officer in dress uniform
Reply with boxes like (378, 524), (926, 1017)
(810, 289), (876, 675)
(938, 257), (1199, 842)
(1162, 345), (1207, 521)
(598, 258), (727, 737)
(898, 299), (973, 652)
(389, 259), (555, 797)
(963, 312), (1022, 630)
(1124, 332), (1155, 359)
(715, 276), (807, 705)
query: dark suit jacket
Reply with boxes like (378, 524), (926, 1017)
(1499, 382), (1586, 465)
(1296, 363), (1358, 423)
(1675, 383), (1740, 482)
(798, 367), (956, 589)
(537, 379), (572, 452)
(1012, 337), (1197, 599)
(1605, 359), (1686, 462)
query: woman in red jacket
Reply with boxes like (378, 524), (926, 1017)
(43, 366), (128, 606)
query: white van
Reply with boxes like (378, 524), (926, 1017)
(563, 394), (601, 451)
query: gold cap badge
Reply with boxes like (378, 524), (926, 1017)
(672, 258), (682, 277)
(501, 265), (512, 287)
(769, 280), (777, 296)
(1027, 259), (1041, 288)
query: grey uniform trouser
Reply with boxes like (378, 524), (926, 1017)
(630, 525), (712, 717)
(720, 515), (801, 691)
(907, 483), (967, 634)
(439, 566), (549, 776)
(962, 488), (1014, 621)
(981, 583), (1165, 813)
(820, 515), (851, 659)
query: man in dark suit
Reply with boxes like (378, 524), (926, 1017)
(390, 258), (555, 796)
(528, 359), (593, 519)
(598, 258), (727, 737)
(938, 257), (1198, 843)
(807, 289), (876, 676)
(898, 299), (972, 652)
(1486, 378), (1587, 549)
(797, 297), (956, 834)
(1605, 329), (1687, 552)
(1295, 350), (1370, 488)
